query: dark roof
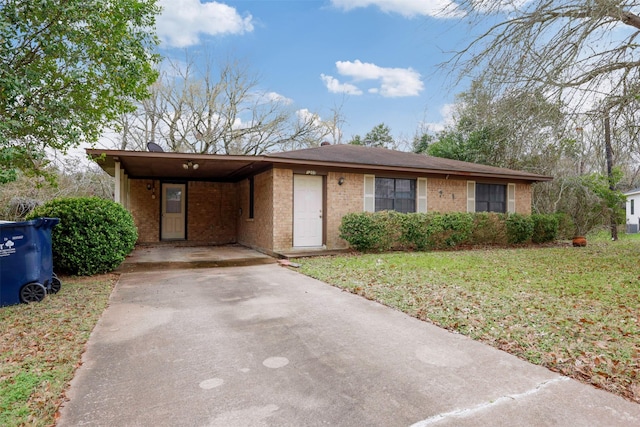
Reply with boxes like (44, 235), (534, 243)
(268, 144), (552, 181)
(86, 144), (553, 182)
(624, 187), (640, 195)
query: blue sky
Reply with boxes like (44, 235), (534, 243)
(154, 0), (476, 145)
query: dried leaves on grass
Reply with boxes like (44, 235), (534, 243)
(0, 274), (117, 427)
(296, 236), (640, 403)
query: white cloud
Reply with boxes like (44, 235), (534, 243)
(422, 103), (456, 133)
(157, 0), (254, 48)
(330, 0), (462, 18)
(296, 108), (322, 126)
(321, 74), (363, 95)
(264, 91), (293, 105)
(326, 60), (423, 97)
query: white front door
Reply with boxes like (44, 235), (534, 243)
(293, 175), (323, 247)
(162, 183), (186, 240)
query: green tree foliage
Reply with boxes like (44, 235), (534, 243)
(0, 0), (160, 183)
(412, 133), (434, 154)
(27, 197), (138, 275)
(426, 127), (501, 165)
(543, 171), (626, 237)
(427, 81), (566, 173)
(349, 123), (394, 148)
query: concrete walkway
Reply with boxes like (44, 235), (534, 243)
(58, 264), (640, 426)
(116, 244), (276, 273)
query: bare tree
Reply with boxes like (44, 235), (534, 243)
(449, 0), (640, 238)
(114, 54), (334, 154)
(450, 1), (640, 102)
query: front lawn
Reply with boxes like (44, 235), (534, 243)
(0, 275), (117, 427)
(295, 234), (640, 403)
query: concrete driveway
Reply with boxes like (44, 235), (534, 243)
(58, 264), (640, 426)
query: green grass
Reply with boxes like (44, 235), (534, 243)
(295, 233), (640, 403)
(0, 275), (117, 427)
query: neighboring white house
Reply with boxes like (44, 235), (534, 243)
(624, 187), (640, 233)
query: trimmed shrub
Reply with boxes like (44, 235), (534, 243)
(531, 214), (559, 243)
(505, 213), (534, 244)
(340, 211), (557, 252)
(400, 212), (474, 250)
(339, 212), (385, 251)
(399, 213), (431, 250)
(26, 197), (138, 275)
(471, 213), (508, 245)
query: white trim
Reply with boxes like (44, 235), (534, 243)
(467, 181), (476, 213)
(417, 178), (428, 213)
(507, 183), (516, 213)
(114, 161), (121, 204)
(364, 174), (375, 212)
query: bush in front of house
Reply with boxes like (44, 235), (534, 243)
(27, 197), (138, 275)
(339, 212), (384, 251)
(505, 213), (535, 244)
(470, 212), (508, 245)
(340, 211), (559, 252)
(400, 212), (474, 250)
(531, 214), (559, 243)
(339, 210), (402, 251)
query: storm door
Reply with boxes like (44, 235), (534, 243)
(161, 183), (186, 240)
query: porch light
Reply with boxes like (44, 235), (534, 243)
(338, 177), (345, 185)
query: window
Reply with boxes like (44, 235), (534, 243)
(475, 183), (506, 213)
(375, 178), (416, 213)
(248, 177), (255, 219)
(632, 199), (635, 216)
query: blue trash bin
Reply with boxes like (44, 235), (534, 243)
(0, 217), (60, 307)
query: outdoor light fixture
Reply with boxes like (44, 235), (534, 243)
(147, 182), (156, 199)
(183, 160), (199, 170)
(338, 177), (345, 186)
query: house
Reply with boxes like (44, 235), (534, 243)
(624, 187), (640, 233)
(87, 144), (552, 255)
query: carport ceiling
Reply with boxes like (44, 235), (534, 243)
(87, 150), (271, 181)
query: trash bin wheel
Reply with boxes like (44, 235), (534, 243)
(49, 275), (62, 294)
(20, 283), (47, 303)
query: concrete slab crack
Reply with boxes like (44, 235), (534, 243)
(410, 376), (570, 426)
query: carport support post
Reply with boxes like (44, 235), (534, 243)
(114, 161), (121, 203)
(114, 161), (129, 207)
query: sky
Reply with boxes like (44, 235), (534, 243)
(152, 0), (477, 146)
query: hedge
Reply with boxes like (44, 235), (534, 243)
(340, 211), (559, 252)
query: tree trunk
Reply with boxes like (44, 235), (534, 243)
(604, 112), (618, 241)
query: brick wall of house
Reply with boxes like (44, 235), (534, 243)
(515, 183), (532, 215)
(129, 179), (160, 243)
(426, 178), (533, 214)
(326, 171), (364, 249)
(237, 169), (275, 252)
(426, 178), (468, 213)
(187, 181), (237, 244)
(272, 168), (293, 252)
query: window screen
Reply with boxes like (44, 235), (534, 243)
(475, 183), (506, 213)
(375, 178), (415, 213)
